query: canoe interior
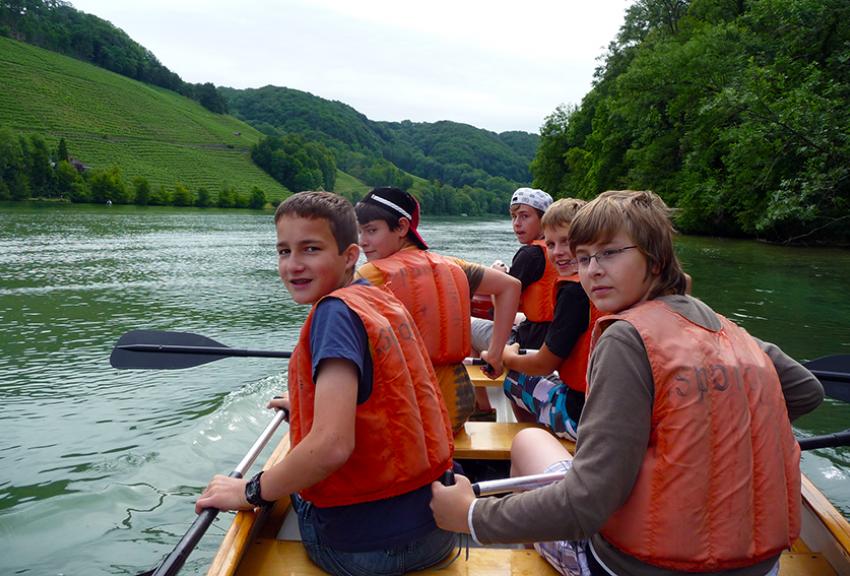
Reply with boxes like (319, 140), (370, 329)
(208, 372), (850, 576)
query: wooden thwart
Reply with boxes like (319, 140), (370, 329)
(466, 364), (505, 387)
(454, 421), (575, 460)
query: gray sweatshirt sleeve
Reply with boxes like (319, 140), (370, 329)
(472, 321), (653, 543)
(755, 338), (823, 420)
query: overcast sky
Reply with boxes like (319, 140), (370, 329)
(69, 0), (631, 134)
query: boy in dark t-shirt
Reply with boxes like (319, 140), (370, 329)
(471, 187), (557, 353)
(488, 199), (594, 439)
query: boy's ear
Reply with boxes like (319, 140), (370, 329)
(343, 243), (360, 269)
(396, 217), (411, 237)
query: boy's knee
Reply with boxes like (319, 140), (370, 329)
(511, 427), (552, 456)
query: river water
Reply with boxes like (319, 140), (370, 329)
(1, 202), (849, 575)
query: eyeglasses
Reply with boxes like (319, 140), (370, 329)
(576, 245), (638, 269)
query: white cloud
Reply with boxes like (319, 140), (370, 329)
(69, 0), (631, 132)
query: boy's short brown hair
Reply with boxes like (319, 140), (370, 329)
(541, 198), (587, 230)
(569, 190), (688, 299)
(274, 191), (357, 254)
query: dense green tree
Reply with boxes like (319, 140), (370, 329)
(196, 187), (212, 207)
(217, 185), (237, 208)
(235, 190), (250, 209)
(249, 186), (266, 209)
(55, 159), (86, 201)
(56, 137), (68, 162)
(133, 176), (150, 205)
(190, 82), (228, 114)
(26, 134), (54, 197)
(0, 128), (29, 200)
(87, 165), (129, 204)
(172, 182), (194, 206)
(251, 134), (336, 192)
(149, 184), (171, 206)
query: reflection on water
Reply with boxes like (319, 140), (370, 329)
(1, 203), (849, 575)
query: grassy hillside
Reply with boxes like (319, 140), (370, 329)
(0, 36), (289, 200)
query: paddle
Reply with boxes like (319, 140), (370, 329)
(111, 332), (850, 404)
(804, 355), (850, 403)
(110, 330), (291, 370)
(111, 329), (500, 371)
(138, 408), (288, 576)
(472, 428), (850, 496)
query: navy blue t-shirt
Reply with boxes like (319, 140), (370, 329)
(305, 281), (438, 551)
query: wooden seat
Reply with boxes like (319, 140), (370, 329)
(454, 421), (575, 460)
(233, 538), (559, 575)
(780, 551), (836, 575)
(466, 364), (505, 387)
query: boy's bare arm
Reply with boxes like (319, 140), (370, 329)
(477, 268), (520, 376)
(503, 343), (561, 376)
(195, 359), (358, 512)
(260, 358), (359, 500)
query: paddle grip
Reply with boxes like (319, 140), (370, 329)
(440, 469), (456, 486)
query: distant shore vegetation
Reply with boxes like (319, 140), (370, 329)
(0, 130), (270, 209)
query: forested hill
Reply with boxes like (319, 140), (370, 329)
(532, 0), (850, 245)
(220, 85), (538, 193)
(0, 0), (227, 113)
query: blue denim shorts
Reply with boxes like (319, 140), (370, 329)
(291, 494), (456, 576)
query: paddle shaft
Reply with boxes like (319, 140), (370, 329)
(473, 429), (850, 496)
(143, 409), (287, 576)
(118, 343), (291, 359)
(463, 349), (533, 366)
(809, 369), (850, 385)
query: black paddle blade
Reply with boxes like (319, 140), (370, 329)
(110, 329), (231, 370)
(804, 355), (850, 403)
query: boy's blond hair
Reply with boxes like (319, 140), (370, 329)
(274, 191), (358, 254)
(541, 198), (587, 230)
(569, 190), (688, 299)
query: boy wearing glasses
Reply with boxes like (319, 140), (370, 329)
(432, 190), (823, 576)
(484, 198), (602, 439)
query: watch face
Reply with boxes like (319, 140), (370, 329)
(246, 475), (261, 505)
(246, 473), (270, 507)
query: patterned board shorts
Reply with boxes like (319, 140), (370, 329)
(503, 371), (580, 441)
(533, 460), (591, 576)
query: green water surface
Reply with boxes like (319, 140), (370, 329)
(0, 202), (848, 575)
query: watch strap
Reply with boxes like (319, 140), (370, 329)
(245, 471), (274, 508)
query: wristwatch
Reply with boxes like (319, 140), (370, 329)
(244, 471), (274, 508)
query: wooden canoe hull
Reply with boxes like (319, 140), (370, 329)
(207, 424), (850, 576)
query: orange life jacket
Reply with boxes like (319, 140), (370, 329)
(553, 274), (603, 393)
(591, 300), (800, 572)
(470, 294), (494, 320)
(518, 240), (558, 323)
(289, 283), (453, 508)
(358, 248), (471, 364)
